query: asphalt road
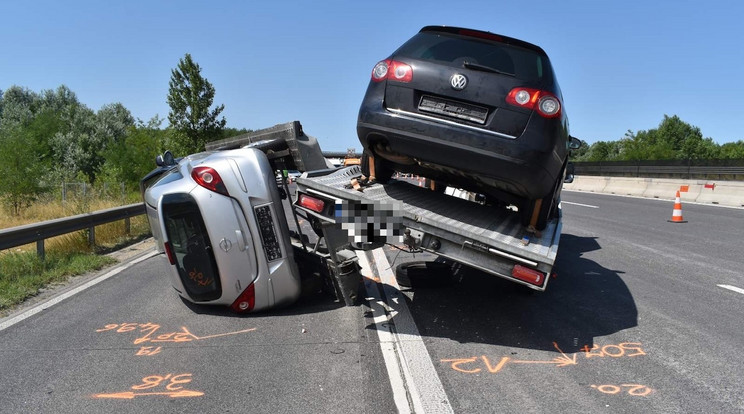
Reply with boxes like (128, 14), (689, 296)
(383, 190), (744, 413)
(1, 189), (742, 413)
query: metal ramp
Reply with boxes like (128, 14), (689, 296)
(298, 166), (560, 271)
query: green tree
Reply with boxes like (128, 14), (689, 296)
(100, 115), (166, 187)
(0, 85), (39, 128)
(48, 101), (97, 182)
(167, 53), (226, 155)
(576, 140), (625, 162)
(0, 126), (46, 215)
(719, 141), (744, 159)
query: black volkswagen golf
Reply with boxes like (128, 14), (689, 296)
(357, 26), (579, 230)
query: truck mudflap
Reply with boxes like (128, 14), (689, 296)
(296, 166), (561, 291)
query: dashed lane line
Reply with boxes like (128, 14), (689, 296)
(561, 201), (600, 209)
(717, 284), (744, 295)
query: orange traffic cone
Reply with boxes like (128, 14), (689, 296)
(668, 191), (687, 223)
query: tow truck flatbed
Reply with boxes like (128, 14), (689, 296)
(297, 165), (562, 290)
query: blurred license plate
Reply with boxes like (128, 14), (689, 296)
(418, 96), (488, 124)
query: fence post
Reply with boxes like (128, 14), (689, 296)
(125, 217), (131, 235)
(37, 239), (45, 261)
(88, 226), (95, 247)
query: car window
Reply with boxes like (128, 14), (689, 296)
(394, 32), (550, 83)
(161, 193), (222, 301)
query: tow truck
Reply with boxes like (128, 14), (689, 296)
(143, 121), (569, 312)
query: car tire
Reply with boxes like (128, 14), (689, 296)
(361, 150), (394, 184)
(394, 260), (453, 288)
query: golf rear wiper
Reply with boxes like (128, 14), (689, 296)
(463, 62), (515, 77)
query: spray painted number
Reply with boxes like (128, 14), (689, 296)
(93, 373), (204, 399)
(591, 384), (654, 397)
(580, 342), (646, 358)
(132, 374), (194, 391)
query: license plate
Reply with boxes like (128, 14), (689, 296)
(418, 95), (488, 124)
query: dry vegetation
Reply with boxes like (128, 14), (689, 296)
(1, 194), (151, 312)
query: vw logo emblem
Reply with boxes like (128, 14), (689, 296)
(450, 74), (467, 90)
(219, 238), (232, 253)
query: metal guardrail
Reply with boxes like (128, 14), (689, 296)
(0, 203), (146, 259)
(574, 160), (744, 180)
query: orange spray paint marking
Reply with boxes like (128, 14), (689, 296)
(94, 373), (203, 399)
(135, 346), (162, 356)
(591, 384), (654, 397)
(440, 357), (481, 374)
(96, 323), (257, 355)
(481, 356), (510, 373)
(94, 389), (204, 399)
(580, 342), (646, 359)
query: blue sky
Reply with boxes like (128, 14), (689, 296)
(1, 0), (742, 150)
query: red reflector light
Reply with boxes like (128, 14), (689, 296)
(164, 241), (176, 265)
(298, 194), (325, 213)
(371, 59), (412, 83)
(506, 88), (561, 118)
(192, 166), (229, 196)
(512, 265), (545, 286)
(458, 29), (503, 43)
(230, 283), (255, 313)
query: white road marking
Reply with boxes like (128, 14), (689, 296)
(357, 250), (454, 414)
(717, 284), (744, 295)
(0, 251), (158, 332)
(561, 201), (599, 209)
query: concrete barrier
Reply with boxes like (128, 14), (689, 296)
(565, 176), (744, 207)
(564, 176), (608, 193)
(602, 177), (648, 196)
(642, 179), (689, 199)
(694, 181), (744, 207)
(679, 182), (703, 202)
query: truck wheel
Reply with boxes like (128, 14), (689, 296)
(361, 150), (394, 184)
(395, 261), (453, 288)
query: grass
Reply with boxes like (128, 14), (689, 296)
(0, 194), (152, 313)
(0, 250), (116, 311)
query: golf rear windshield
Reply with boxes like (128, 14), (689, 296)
(394, 32), (552, 83)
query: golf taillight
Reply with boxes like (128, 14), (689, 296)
(512, 264), (545, 286)
(506, 88), (561, 118)
(164, 241), (176, 265)
(371, 59), (412, 83)
(192, 166), (229, 196)
(230, 283), (255, 313)
(298, 193), (325, 213)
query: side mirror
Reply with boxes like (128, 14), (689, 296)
(569, 136), (582, 150)
(568, 137), (581, 150)
(156, 151), (176, 167)
(163, 150), (175, 165)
